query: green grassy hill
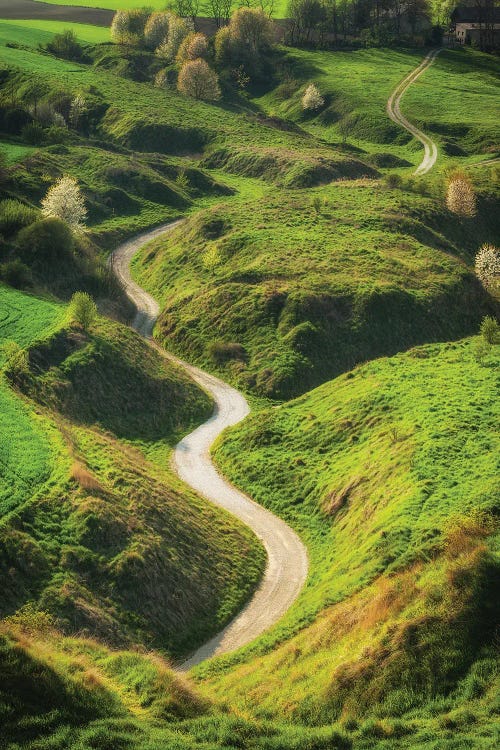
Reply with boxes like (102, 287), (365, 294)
(134, 178), (498, 398)
(0, 286), (265, 658)
(203, 335), (499, 746)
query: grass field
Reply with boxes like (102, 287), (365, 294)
(256, 47), (500, 166)
(0, 19), (110, 46)
(0, 283), (65, 354)
(32, 0), (290, 18)
(134, 176), (498, 398)
(204, 336), (499, 738)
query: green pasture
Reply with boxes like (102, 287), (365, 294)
(0, 19), (110, 46)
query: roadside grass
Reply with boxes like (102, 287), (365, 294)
(133, 178), (498, 398)
(0, 19), (110, 46)
(202, 336), (499, 727)
(0, 289), (265, 659)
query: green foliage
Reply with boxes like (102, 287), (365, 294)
(44, 30), (84, 61)
(0, 199), (39, 235)
(480, 315), (500, 345)
(21, 120), (45, 145)
(208, 338), (499, 726)
(68, 291), (97, 331)
(17, 217), (73, 268)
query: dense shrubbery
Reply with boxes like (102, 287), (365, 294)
(43, 30), (84, 61)
(16, 217), (73, 267)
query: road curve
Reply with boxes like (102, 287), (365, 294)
(387, 48), (442, 175)
(110, 223), (309, 670)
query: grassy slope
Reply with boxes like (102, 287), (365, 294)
(0, 19), (110, 45)
(134, 177), (498, 398)
(32, 0), (290, 18)
(257, 47), (500, 167)
(0, 286), (265, 658)
(202, 336), (499, 744)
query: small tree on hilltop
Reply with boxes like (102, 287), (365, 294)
(144, 11), (171, 50)
(176, 32), (209, 64)
(41, 176), (87, 233)
(302, 83), (324, 111)
(475, 243), (500, 290)
(446, 172), (477, 218)
(69, 291), (97, 331)
(178, 59), (221, 101)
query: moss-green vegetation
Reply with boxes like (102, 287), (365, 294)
(134, 179), (498, 398)
(0, 19), (110, 47)
(0, 287), (265, 658)
(204, 337), (499, 735)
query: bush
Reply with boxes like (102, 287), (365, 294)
(475, 243), (499, 290)
(480, 316), (500, 345)
(68, 291), (97, 331)
(209, 341), (246, 365)
(17, 217), (73, 266)
(302, 83), (324, 111)
(1, 340), (29, 382)
(21, 121), (44, 145)
(2, 106), (30, 135)
(446, 172), (477, 217)
(0, 259), (32, 289)
(156, 14), (192, 61)
(0, 199), (39, 236)
(44, 30), (84, 61)
(384, 173), (403, 189)
(144, 11), (171, 49)
(111, 9), (149, 45)
(176, 32), (209, 65)
(178, 59), (221, 101)
(41, 175), (87, 233)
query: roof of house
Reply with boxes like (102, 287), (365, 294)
(451, 6), (500, 23)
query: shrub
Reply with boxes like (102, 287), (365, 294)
(21, 121), (44, 145)
(0, 259), (32, 288)
(480, 316), (500, 345)
(384, 173), (403, 189)
(176, 32), (209, 64)
(111, 9), (149, 45)
(41, 175), (87, 233)
(178, 59), (221, 101)
(1, 340), (29, 381)
(302, 83), (324, 111)
(144, 11), (171, 49)
(154, 68), (170, 88)
(44, 30), (84, 61)
(2, 106), (30, 135)
(17, 217), (73, 266)
(475, 243), (499, 289)
(68, 291), (97, 331)
(215, 8), (273, 79)
(0, 199), (39, 236)
(209, 341), (246, 365)
(446, 172), (477, 217)
(69, 94), (86, 130)
(156, 14), (192, 61)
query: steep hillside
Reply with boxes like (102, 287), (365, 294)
(134, 179), (498, 398)
(0, 286), (265, 658)
(204, 335), (499, 746)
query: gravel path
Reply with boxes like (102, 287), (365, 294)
(110, 223), (309, 670)
(387, 48), (442, 175)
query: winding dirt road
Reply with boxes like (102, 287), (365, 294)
(387, 48), (442, 175)
(110, 223), (309, 670)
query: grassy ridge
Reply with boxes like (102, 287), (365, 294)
(0, 283), (64, 355)
(134, 178), (498, 398)
(203, 336), (499, 741)
(0, 287), (265, 658)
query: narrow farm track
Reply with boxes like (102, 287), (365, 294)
(387, 48), (442, 175)
(110, 223), (309, 670)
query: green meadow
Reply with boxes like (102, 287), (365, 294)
(0, 10), (498, 750)
(0, 19), (110, 46)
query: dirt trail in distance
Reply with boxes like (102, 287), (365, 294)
(387, 48), (443, 175)
(110, 222), (309, 671)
